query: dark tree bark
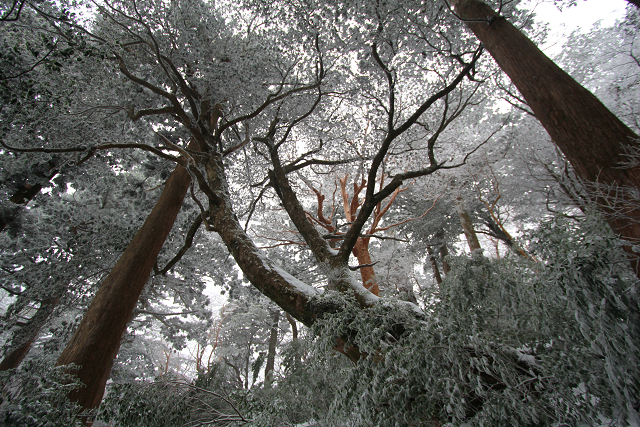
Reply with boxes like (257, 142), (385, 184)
(264, 309), (280, 386)
(206, 154), (333, 327)
(55, 157), (194, 410)
(285, 313), (298, 342)
(0, 296), (60, 371)
(438, 231), (452, 277)
(453, 0), (640, 273)
(1, 159), (60, 233)
(427, 246), (443, 285)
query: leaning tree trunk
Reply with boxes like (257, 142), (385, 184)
(55, 158), (193, 411)
(0, 296), (60, 371)
(453, 0), (640, 273)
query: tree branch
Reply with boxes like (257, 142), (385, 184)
(157, 214), (204, 275)
(0, 139), (184, 164)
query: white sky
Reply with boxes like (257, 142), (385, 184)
(520, 0), (629, 55)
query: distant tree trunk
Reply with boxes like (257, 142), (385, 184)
(1, 159), (60, 233)
(264, 310), (280, 387)
(285, 313), (301, 368)
(483, 215), (533, 259)
(436, 229), (451, 277)
(55, 156), (193, 411)
(454, 0), (640, 273)
(1, 183), (44, 233)
(455, 196), (481, 252)
(427, 246), (443, 285)
(0, 296), (60, 371)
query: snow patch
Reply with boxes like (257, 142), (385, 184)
(271, 264), (322, 297)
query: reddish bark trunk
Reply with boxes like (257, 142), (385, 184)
(55, 159), (193, 410)
(454, 0), (640, 272)
(352, 240), (380, 295)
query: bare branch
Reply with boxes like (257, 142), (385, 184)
(372, 31), (395, 134)
(349, 262), (378, 271)
(134, 309), (196, 317)
(128, 106), (178, 121)
(0, 0), (25, 22)
(0, 139), (184, 164)
(0, 40), (57, 80)
(157, 214), (204, 275)
(115, 54), (191, 125)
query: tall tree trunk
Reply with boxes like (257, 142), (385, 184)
(0, 296), (60, 371)
(264, 309), (280, 387)
(453, 0), (640, 272)
(455, 196), (481, 252)
(55, 158), (193, 411)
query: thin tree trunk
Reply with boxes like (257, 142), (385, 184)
(439, 242), (451, 276)
(285, 313), (298, 342)
(264, 310), (280, 387)
(455, 196), (481, 252)
(0, 296), (60, 371)
(454, 0), (640, 273)
(427, 245), (443, 285)
(285, 313), (301, 367)
(55, 157), (193, 411)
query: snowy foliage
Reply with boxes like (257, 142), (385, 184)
(1, 0), (639, 425)
(0, 361), (84, 426)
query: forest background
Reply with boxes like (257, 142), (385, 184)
(0, 0), (639, 425)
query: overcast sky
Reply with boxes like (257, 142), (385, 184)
(522, 0), (629, 54)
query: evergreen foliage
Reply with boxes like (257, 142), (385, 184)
(0, 361), (83, 426)
(0, 0), (639, 425)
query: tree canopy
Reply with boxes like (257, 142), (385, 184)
(1, 0), (639, 425)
